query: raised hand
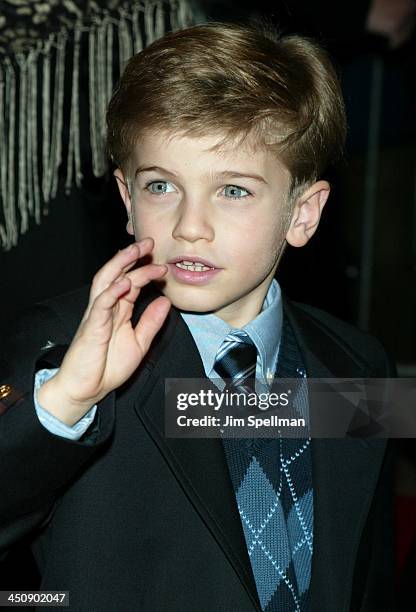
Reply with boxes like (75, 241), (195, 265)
(37, 238), (171, 425)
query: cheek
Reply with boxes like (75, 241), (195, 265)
(260, 210), (286, 245)
(134, 209), (162, 240)
(225, 215), (284, 265)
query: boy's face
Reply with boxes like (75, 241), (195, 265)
(116, 131), (326, 327)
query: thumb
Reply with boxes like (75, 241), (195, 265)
(134, 296), (172, 355)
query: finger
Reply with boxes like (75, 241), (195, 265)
(134, 296), (172, 355)
(112, 265), (169, 326)
(83, 276), (133, 338)
(89, 237), (154, 303)
(122, 264), (168, 303)
(83, 263), (168, 335)
(81, 260), (167, 327)
(121, 261), (168, 291)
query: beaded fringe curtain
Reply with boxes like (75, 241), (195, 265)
(0, 0), (196, 251)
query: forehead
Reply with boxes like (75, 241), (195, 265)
(129, 130), (290, 185)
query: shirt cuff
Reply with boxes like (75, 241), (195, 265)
(34, 368), (98, 440)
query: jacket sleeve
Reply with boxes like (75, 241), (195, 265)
(0, 303), (116, 558)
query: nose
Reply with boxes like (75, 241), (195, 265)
(172, 197), (215, 243)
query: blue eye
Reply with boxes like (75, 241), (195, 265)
(146, 181), (175, 195)
(223, 185), (251, 200)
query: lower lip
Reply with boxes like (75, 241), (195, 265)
(168, 263), (221, 285)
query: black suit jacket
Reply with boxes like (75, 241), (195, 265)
(0, 284), (395, 611)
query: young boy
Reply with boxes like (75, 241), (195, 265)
(0, 22), (394, 612)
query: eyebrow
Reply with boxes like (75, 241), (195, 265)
(135, 165), (178, 178)
(213, 171), (268, 184)
(134, 165), (268, 184)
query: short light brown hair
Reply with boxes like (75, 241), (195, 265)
(106, 22), (346, 195)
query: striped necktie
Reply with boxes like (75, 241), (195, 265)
(213, 330), (257, 393)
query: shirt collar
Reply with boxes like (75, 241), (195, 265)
(180, 279), (283, 382)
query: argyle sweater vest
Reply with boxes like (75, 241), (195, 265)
(222, 316), (313, 612)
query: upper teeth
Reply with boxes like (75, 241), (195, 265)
(175, 260), (213, 271)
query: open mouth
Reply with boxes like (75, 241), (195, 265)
(167, 256), (221, 284)
(174, 260), (215, 272)
(169, 255), (218, 270)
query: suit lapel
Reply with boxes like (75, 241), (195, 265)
(129, 286), (261, 611)
(283, 299), (388, 611)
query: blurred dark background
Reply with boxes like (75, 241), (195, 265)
(1, 0), (415, 607)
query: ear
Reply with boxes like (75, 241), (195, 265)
(114, 168), (134, 236)
(285, 180), (330, 247)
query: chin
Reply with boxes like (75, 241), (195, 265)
(171, 298), (217, 314)
(164, 290), (220, 314)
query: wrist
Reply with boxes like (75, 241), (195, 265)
(37, 374), (95, 426)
